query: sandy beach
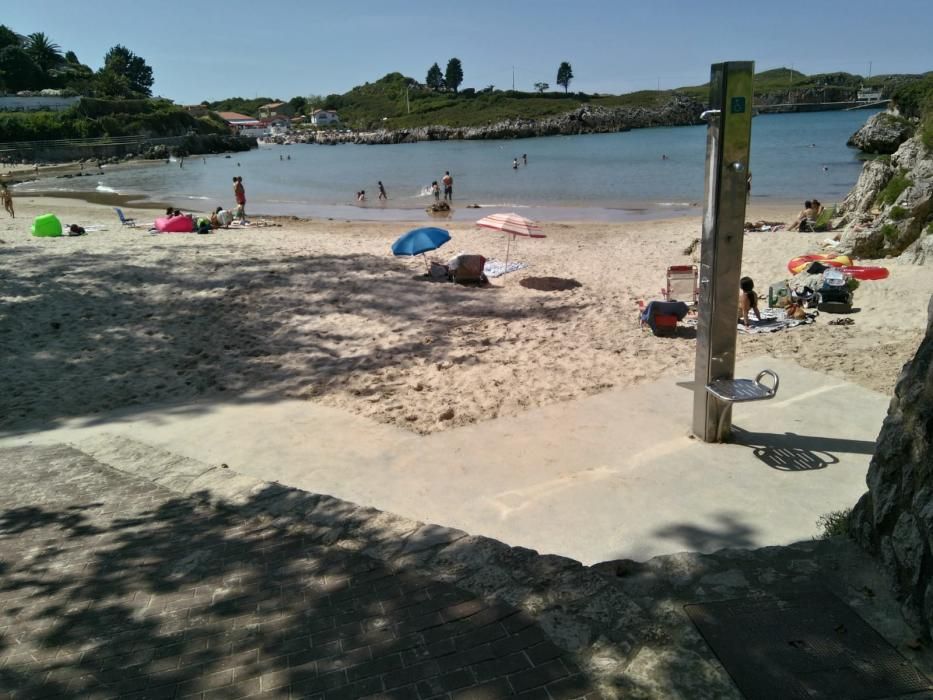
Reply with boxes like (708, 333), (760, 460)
(1, 195), (929, 436)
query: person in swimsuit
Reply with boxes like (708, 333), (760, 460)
(739, 276), (762, 325)
(442, 171), (453, 201)
(378, 181), (387, 200)
(1, 183), (13, 218)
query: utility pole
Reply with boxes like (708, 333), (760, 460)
(868, 61), (872, 80)
(512, 66), (515, 91)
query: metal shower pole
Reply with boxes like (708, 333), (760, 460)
(692, 61), (755, 442)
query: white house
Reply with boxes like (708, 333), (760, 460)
(310, 109), (340, 126)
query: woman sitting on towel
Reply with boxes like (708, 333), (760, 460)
(739, 276), (762, 326)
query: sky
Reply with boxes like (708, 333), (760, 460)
(5, 0), (932, 104)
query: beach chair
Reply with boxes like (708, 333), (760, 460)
(662, 265), (698, 305)
(638, 300), (690, 336)
(114, 207), (137, 228)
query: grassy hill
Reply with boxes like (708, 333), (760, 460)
(281, 69), (929, 132)
(306, 73), (669, 131)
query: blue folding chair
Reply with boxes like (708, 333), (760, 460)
(114, 207), (136, 228)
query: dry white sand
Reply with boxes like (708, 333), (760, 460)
(1, 196), (929, 435)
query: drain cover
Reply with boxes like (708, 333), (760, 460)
(685, 592), (932, 700)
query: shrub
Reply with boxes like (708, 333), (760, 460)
(888, 205), (909, 221)
(881, 223), (899, 241)
(816, 509), (852, 539)
(876, 170), (912, 206)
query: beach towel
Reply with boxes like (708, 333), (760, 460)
(737, 307), (816, 334)
(483, 259), (527, 278)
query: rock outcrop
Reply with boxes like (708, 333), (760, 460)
(847, 112), (915, 154)
(851, 296), (933, 638)
(836, 133), (933, 259)
(307, 94), (704, 145)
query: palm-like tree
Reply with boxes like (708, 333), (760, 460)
(25, 32), (63, 72)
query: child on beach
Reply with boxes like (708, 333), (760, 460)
(1, 183), (14, 218)
(233, 177), (246, 221)
(739, 276), (761, 326)
(432, 181), (440, 201)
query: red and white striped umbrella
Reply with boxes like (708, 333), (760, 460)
(475, 213), (545, 267)
(475, 212), (546, 238)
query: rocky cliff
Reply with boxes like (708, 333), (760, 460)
(851, 297), (933, 639)
(310, 94), (704, 145)
(836, 121), (933, 262)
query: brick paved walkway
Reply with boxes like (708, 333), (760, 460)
(0, 445), (597, 699)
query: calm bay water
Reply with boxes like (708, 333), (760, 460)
(19, 109), (879, 221)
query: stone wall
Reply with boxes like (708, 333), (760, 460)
(852, 295), (933, 638)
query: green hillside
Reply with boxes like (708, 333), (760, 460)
(303, 73), (669, 131)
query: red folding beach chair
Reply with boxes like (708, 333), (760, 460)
(662, 265), (698, 306)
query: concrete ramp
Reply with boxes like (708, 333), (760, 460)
(0, 357), (887, 564)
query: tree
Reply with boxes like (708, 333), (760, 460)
(25, 32), (63, 72)
(445, 58), (463, 94)
(0, 25), (21, 52)
(0, 46), (44, 91)
(101, 45), (154, 97)
(426, 62), (444, 91)
(556, 62), (574, 93)
(288, 96), (307, 114)
(534, 82), (549, 93)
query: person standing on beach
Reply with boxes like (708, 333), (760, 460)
(233, 176), (246, 222)
(442, 171), (453, 201)
(378, 181), (387, 200)
(1, 183), (13, 218)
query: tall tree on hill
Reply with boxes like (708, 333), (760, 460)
(426, 62), (444, 91)
(556, 62), (573, 93)
(0, 25), (21, 51)
(445, 58), (463, 94)
(25, 32), (63, 72)
(100, 45), (154, 97)
(288, 95), (307, 114)
(534, 82), (549, 93)
(0, 46), (44, 91)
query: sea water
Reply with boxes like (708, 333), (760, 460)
(17, 109), (880, 221)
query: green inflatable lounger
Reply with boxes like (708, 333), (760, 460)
(32, 213), (63, 237)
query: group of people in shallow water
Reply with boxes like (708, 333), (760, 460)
(357, 171), (455, 204)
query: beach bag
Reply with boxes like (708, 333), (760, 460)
(448, 254), (486, 283)
(768, 281), (790, 308)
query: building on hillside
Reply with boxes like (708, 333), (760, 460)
(310, 109), (340, 126)
(215, 111), (262, 134)
(258, 116), (291, 136)
(258, 102), (294, 119)
(185, 104), (209, 117)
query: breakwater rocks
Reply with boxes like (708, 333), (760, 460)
(142, 134), (256, 159)
(847, 111), (915, 154)
(314, 95), (704, 145)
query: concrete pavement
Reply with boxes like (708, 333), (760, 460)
(0, 356), (888, 565)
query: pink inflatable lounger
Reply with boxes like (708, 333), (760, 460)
(154, 215), (194, 233)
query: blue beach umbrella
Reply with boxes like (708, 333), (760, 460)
(391, 227), (451, 270)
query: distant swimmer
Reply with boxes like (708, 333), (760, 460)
(661, 154), (669, 160)
(822, 166), (829, 172)
(513, 158), (519, 169)
(522, 153), (527, 165)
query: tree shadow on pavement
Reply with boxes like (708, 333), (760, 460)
(0, 445), (598, 699)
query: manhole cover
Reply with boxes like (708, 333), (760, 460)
(685, 591), (932, 700)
